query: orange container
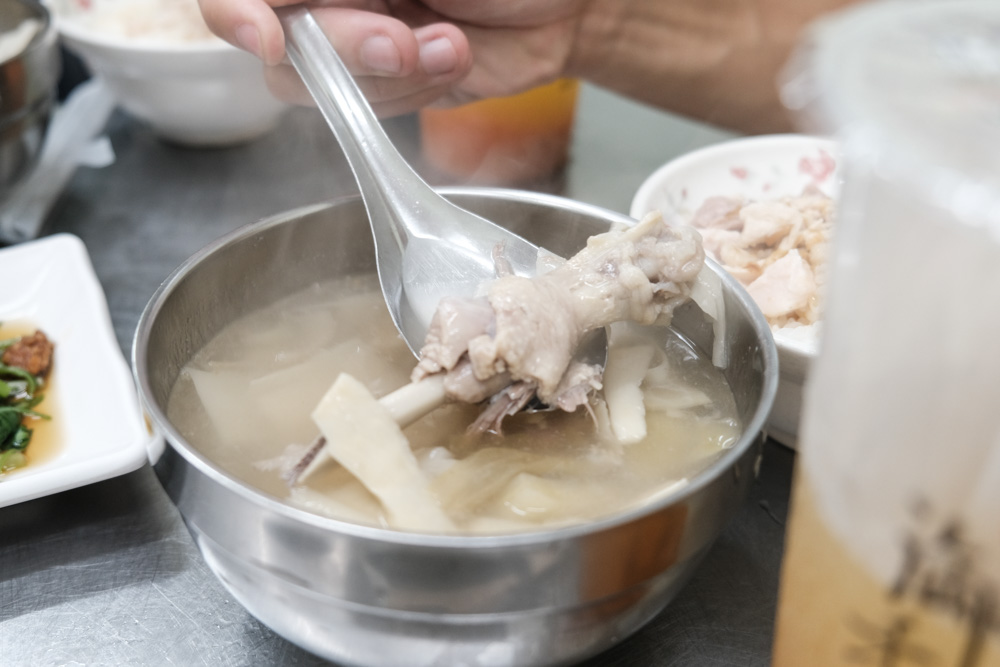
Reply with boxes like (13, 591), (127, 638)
(419, 79), (579, 186)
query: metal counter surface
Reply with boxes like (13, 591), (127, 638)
(0, 85), (793, 666)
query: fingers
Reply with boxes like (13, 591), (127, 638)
(199, 0), (474, 115)
(198, 0), (395, 65)
(198, 0), (287, 65)
(263, 13), (473, 117)
(266, 63), (465, 116)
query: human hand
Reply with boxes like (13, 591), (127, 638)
(200, 0), (864, 134)
(197, 0), (585, 117)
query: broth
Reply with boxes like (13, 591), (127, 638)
(166, 275), (741, 533)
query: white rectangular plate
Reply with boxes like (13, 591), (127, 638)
(0, 233), (151, 507)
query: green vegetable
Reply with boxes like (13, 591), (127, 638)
(19, 394), (45, 412)
(0, 448), (27, 472)
(10, 425), (31, 450)
(0, 364), (37, 394)
(0, 409), (20, 448)
(4, 380), (25, 396)
(0, 332), (52, 476)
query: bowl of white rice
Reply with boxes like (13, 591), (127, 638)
(631, 134), (839, 447)
(50, 0), (287, 146)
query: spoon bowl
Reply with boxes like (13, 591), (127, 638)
(278, 7), (540, 354)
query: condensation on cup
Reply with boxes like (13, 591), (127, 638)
(773, 2), (1000, 665)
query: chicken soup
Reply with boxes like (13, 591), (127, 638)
(166, 214), (742, 534)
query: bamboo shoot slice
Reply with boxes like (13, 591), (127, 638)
(311, 373), (455, 532)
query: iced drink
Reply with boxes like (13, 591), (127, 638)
(773, 2), (1000, 664)
(419, 79), (579, 186)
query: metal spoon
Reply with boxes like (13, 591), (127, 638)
(277, 7), (540, 355)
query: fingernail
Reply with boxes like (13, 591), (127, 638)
(419, 37), (458, 75)
(360, 35), (402, 75)
(235, 24), (262, 60)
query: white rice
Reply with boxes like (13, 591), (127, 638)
(57, 0), (219, 44)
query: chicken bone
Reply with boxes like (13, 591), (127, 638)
(414, 211), (705, 407)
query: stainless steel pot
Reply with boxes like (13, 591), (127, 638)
(0, 0), (59, 200)
(134, 188), (778, 667)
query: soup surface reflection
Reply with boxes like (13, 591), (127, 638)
(166, 275), (741, 533)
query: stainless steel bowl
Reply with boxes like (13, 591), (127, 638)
(0, 0), (59, 199)
(134, 188), (778, 667)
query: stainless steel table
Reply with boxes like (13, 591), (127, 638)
(0, 85), (794, 666)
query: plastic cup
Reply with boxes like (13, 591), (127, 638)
(773, 2), (1000, 664)
(419, 79), (579, 186)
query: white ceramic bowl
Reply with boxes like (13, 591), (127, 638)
(51, 2), (287, 147)
(630, 134), (839, 448)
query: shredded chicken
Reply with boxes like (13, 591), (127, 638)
(413, 211), (705, 425)
(688, 192), (833, 329)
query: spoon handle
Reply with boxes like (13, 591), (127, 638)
(277, 7), (540, 356)
(277, 7), (424, 258)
